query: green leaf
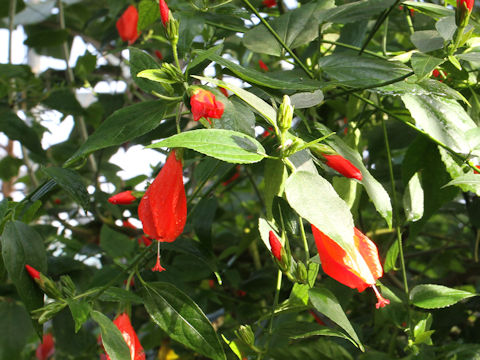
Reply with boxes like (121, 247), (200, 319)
(141, 282), (226, 360)
(410, 284), (476, 309)
(309, 287), (364, 351)
(410, 53), (445, 81)
(403, 172), (424, 222)
(68, 299), (91, 333)
(91, 311), (131, 360)
(322, 0), (397, 24)
(1, 221), (47, 315)
(42, 167), (90, 209)
(243, 0), (335, 56)
(435, 16), (457, 41)
(285, 171), (356, 255)
(0, 199), (8, 221)
(0, 156), (23, 181)
(318, 54), (412, 88)
(410, 31), (445, 53)
(264, 159), (287, 220)
(99, 287), (144, 303)
(213, 96), (256, 137)
(192, 75), (277, 127)
(129, 48), (166, 94)
(197, 51), (325, 91)
(290, 90), (324, 109)
(137, 0), (159, 31)
(65, 100), (169, 166)
(24, 29), (69, 48)
(0, 111), (44, 155)
(443, 173), (480, 188)
(272, 321), (359, 348)
(401, 94), (477, 154)
(0, 301), (35, 360)
(315, 123), (392, 227)
(402, 1), (454, 17)
(99, 225), (135, 259)
(42, 88), (84, 115)
(136, 69), (179, 84)
(178, 13), (205, 57)
(148, 129), (266, 164)
(383, 241), (399, 273)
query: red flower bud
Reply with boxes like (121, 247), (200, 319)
(458, 0), (474, 12)
(108, 190), (136, 205)
(116, 5), (140, 45)
(219, 87), (229, 97)
(36, 333), (55, 360)
(159, 0), (170, 27)
(311, 225), (389, 309)
(190, 88), (225, 122)
(105, 313), (145, 360)
(268, 231), (283, 261)
(25, 264), (40, 280)
(258, 59), (269, 71)
(262, 0), (277, 7)
(154, 50), (163, 60)
(323, 154), (363, 181)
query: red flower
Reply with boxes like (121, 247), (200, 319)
(222, 166), (241, 186)
(190, 88), (225, 122)
(262, 0), (277, 7)
(323, 154), (363, 181)
(109, 190), (136, 205)
(36, 333), (55, 360)
(458, 0), (474, 11)
(312, 225), (389, 308)
(159, 0), (170, 27)
(258, 59), (269, 71)
(154, 50), (163, 60)
(474, 165), (480, 174)
(138, 235), (153, 247)
(309, 310), (325, 326)
(262, 127), (274, 138)
(25, 264), (40, 280)
(105, 313), (145, 360)
(139, 150), (187, 272)
(116, 5), (140, 45)
(269, 231), (282, 261)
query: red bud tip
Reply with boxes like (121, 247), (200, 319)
(159, 0), (170, 26)
(262, 0), (277, 7)
(457, 0), (474, 12)
(154, 50), (163, 60)
(116, 5), (140, 45)
(268, 231), (283, 262)
(190, 88), (225, 122)
(258, 59), (269, 71)
(25, 264), (40, 280)
(219, 87), (229, 97)
(109, 190), (136, 205)
(372, 285), (390, 309)
(323, 154), (363, 181)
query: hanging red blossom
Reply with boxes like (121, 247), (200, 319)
(139, 150), (187, 271)
(109, 190), (136, 205)
(268, 231), (283, 261)
(190, 88), (225, 122)
(116, 5), (140, 45)
(258, 59), (269, 71)
(159, 0), (170, 26)
(36, 333), (55, 360)
(105, 313), (145, 360)
(311, 225), (390, 309)
(262, 0), (277, 7)
(323, 154), (363, 181)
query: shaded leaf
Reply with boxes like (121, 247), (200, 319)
(91, 311), (131, 360)
(42, 167), (90, 209)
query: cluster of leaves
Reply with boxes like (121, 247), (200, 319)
(1, 0), (480, 359)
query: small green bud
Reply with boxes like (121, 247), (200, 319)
(236, 325), (255, 346)
(167, 14), (179, 42)
(277, 95), (294, 132)
(295, 262), (308, 284)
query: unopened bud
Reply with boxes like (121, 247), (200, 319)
(166, 14), (179, 42)
(236, 325), (255, 346)
(295, 262), (308, 284)
(456, 0), (474, 26)
(277, 95), (294, 132)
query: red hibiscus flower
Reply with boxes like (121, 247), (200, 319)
(116, 5), (140, 45)
(36, 333), (55, 360)
(105, 313), (145, 360)
(190, 88), (225, 122)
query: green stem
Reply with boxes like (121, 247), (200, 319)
(319, 39), (386, 59)
(382, 17), (389, 57)
(260, 270), (282, 360)
(151, 91), (183, 101)
(240, 0), (314, 79)
(298, 217), (309, 263)
(381, 118), (409, 295)
(360, 0), (403, 55)
(353, 94), (480, 173)
(327, 71), (414, 100)
(172, 40), (182, 71)
(404, 7), (415, 35)
(175, 102), (182, 134)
